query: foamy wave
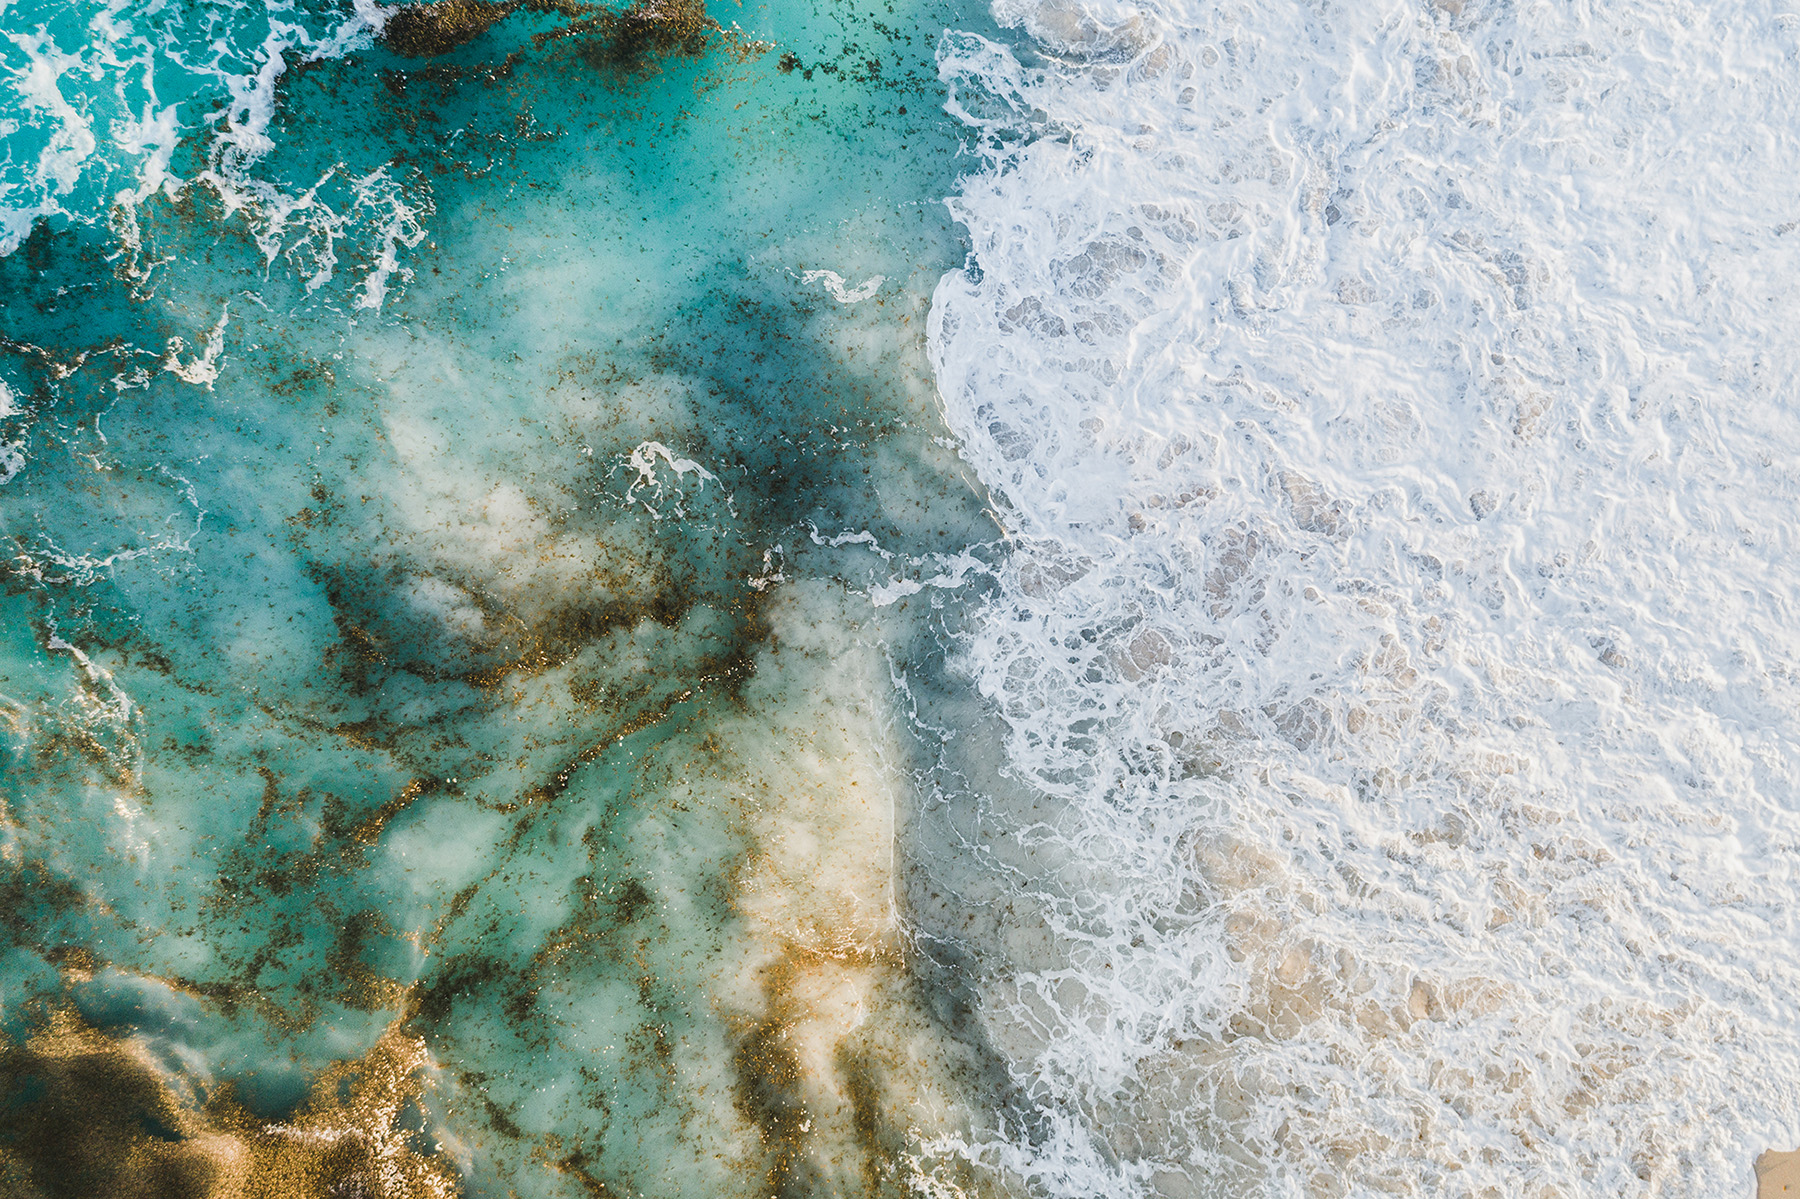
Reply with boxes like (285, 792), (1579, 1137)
(2, 0), (423, 307)
(931, 0), (1800, 1193)
(0, 378), (22, 485)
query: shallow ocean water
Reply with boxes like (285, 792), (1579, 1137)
(0, 0), (1024, 1194)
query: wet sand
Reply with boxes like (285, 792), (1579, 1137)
(1759, 1150), (1800, 1197)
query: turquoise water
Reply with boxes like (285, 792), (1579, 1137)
(0, 1), (1020, 1194)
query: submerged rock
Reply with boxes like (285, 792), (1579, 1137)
(0, 1009), (460, 1199)
(381, 0), (519, 58)
(535, 0), (722, 71)
(381, 0), (766, 73)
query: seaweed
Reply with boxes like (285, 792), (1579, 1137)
(383, 0), (521, 58)
(381, 0), (770, 73)
(0, 1010), (460, 1199)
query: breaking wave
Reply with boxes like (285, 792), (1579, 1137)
(1, 0), (422, 299)
(929, 0), (1800, 1193)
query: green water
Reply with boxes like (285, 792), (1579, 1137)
(0, 2), (1018, 1194)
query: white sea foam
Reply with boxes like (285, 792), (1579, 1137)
(803, 268), (890, 303)
(931, 0), (1800, 1193)
(161, 304), (229, 387)
(1, 0), (420, 306)
(4, 27), (99, 213)
(626, 439), (726, 518)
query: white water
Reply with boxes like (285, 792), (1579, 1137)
(0, 0), (415, 294)
(930, 0), (1800, 1194)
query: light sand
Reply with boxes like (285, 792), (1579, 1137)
(1758, 1150), (1800, 1197)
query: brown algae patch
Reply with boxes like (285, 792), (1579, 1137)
(534, 0), (725, 71)
(381, 0), (771, 70)
(0, 1009), (460, 1199)
(382, 0), (520, 57)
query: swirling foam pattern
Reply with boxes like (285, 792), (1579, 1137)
(930, 0), (1800, 1193)
(0, 0), (426, 307)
